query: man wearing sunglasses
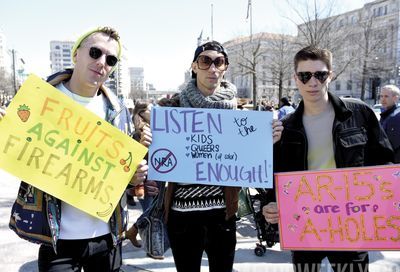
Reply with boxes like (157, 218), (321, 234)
(164, 41), (239, 272)
(263, 46), (393, 272)
(8, 27), (149, 272)
(163, 41), (283, 272)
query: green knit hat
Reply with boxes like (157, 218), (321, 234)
(71, 27), (122, 64)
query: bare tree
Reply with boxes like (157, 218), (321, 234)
(236, 39), (265, 109)
(0, 68), (14, 96)
(129, 88), (147, 101)
(284, 0), (358, 80)
(356, 13), (389, 101)
(264, 34), (295, 101)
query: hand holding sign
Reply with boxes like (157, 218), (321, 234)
(276, 165), (400, 250)
(149, 107), (274, 188)
(0, 74), (148, 222)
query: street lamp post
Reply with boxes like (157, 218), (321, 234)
(11, 49), (17, 94)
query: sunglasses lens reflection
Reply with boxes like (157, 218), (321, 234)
(106, 56), (118, 66)
(214, 57), (226, 68)
(197, 56), (227, 71)
(89, 47), (102, 59)
(297, 71), (329, 84)
(198, 56), (213, 69)
(314, 71), (329, 83)
(89, 47), (118, 67)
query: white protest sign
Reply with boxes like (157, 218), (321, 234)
(148, 107), (274, 188)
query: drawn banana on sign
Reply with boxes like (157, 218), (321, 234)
(96, 203), (114, 217)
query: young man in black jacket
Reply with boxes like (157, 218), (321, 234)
(263, 46), (393, 272)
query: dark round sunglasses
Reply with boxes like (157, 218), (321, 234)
(89, 47), (118, 67)
(296, 71), (330, 84)
(197, 55), (228, 71)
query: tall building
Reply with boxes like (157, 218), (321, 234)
(129, 67), (144, 91)
(49, 41), (74, 73)
(105, 51), (130, 98)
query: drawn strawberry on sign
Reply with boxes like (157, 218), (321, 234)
(17, 104), (31, 122)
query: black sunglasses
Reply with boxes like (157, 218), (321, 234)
(296, 71), (330, 84)
(89, 47), (118, 67)
(197, 55), (228, 71)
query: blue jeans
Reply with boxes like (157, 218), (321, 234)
(139, 195), (154, 211)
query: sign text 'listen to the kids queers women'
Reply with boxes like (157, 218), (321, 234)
(148, 106), (274, 188)
(276, 165), (400, 250)
(0, 74), (147, 222)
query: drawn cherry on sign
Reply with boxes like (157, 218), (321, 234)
(120, 152), (132, 172)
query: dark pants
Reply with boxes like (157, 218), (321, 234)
(167, 209), (237, 272)
(38, 234), (121, 272)
(292, 250), (369, 272)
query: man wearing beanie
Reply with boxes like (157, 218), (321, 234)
(8, 27), (149, 272)
(163, 41), (283, 272)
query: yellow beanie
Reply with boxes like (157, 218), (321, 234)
(71, 27), (122, 64)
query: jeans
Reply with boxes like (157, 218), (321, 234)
(167, 209), (237, 272)
(139, 194), (154, 212)
(38, 233), (121, 272)
(292, 250), (369, 272)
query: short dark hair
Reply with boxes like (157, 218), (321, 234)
(280, 97), (290, 106)
(191, 41), (229, 78)
(294, 46), (332, 72)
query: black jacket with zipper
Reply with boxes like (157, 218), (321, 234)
(273, 92), (393, 196)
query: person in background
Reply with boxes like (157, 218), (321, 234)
(125, 101), (157, 249)
(263, 46), (393, 272)
(7, 26), (148, 272)
(379, 84), (400, 162)
(277, 96), (295, 119)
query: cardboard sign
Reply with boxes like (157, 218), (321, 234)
(276, 165), (400, 250)
(0, 74), (147, 222)
(148, 107), (274, 188)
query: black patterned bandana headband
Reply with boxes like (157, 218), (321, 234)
(192, 41), (228, 62)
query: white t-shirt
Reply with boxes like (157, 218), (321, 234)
(56, 82), (110, 239)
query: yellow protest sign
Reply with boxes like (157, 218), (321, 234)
(0, 74), (147, 222)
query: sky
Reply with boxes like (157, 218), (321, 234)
(1, 0), (371, 91)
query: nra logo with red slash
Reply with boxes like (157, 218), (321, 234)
(151, 148), (177, 173)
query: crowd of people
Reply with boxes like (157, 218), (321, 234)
(0, 26), (398, 272)
(0, 93), (12, 107)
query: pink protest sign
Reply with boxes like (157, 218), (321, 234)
(276, 165), (400, 251)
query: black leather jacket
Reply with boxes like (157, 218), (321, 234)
(380, 105), (400, 162)
(274, 92), (394, 175)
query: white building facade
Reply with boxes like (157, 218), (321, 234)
(49, 41), (74, 74)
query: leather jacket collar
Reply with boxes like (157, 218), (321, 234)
(285, 92), (352, 129)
